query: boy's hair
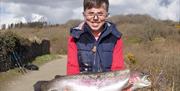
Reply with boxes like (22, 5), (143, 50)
(83, 0), (109, 12)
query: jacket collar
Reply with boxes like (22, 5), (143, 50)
(70, 21), (122, 39)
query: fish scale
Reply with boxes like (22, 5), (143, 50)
(34, 69), (151, 91)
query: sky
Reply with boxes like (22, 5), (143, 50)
(0, 0), (179, 25)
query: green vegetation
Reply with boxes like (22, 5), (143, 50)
(0, 14), (179, 90)
(32, 54), (61, 66)
(123, 36), (142, 45)
(0, 54), (60, 87)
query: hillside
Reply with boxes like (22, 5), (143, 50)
(0, 14), (180, 91)
(1, 15), (179, 53)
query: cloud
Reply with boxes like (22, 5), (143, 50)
(109, 0), (179, 21)
(1, 0), (84, 24)
(0, 14), (15, 25)
(3, 0), (82, 8)
(165, 0), (179, 21)
(0, 0), (179, 26)
(71, 7), (84, 20)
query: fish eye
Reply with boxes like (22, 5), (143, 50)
(145, 75), (151, 81)
(139, 72), (145, 77)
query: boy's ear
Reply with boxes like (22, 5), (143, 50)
(105, 15), (108, 19)
(82, 12), (87, 20)
(82, 12), (85, 17)
(105, 13), (110, 19)
(106, 13), (110, 17)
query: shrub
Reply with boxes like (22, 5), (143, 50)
(126, 52), (137, 64)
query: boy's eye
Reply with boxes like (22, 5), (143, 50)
(97, 12), (104, 16)
(87, 12), (94, 16)
(87, 12), (105, 16)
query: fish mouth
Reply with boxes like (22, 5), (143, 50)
(143, 75), (151, 86)
(146, 76), (151, 82)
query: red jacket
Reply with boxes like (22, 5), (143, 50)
(67, 22), (125, 75)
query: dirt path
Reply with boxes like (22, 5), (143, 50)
(2, 55), (67, 91)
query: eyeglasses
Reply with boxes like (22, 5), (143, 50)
(84, 12), (109, 19)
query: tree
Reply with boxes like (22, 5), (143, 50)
(1, 24), (6, 30)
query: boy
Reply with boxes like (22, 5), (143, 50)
(67, 0), (125, 75)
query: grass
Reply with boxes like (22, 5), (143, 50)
(0, 54), (61, 88)
(123, 36), (142, 45)
(32, 54), (61, 66)
(124, 39), (180, 91)
(1, 15), (179, 91)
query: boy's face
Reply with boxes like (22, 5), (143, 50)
(83, 4), (108, 31)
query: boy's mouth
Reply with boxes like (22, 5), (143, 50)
(91, 22), (101, 26)
(92, 23), (99, 27)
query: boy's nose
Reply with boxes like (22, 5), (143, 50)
(93, 15), (99, 20)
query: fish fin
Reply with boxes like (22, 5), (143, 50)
(34, 80), (49, 91)
(54, 75), (65, 79)
(122, 84), (133, 91)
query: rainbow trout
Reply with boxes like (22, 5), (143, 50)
(34, 69), (151, 91)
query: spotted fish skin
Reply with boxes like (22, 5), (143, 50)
(34, 69), (151, 91)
